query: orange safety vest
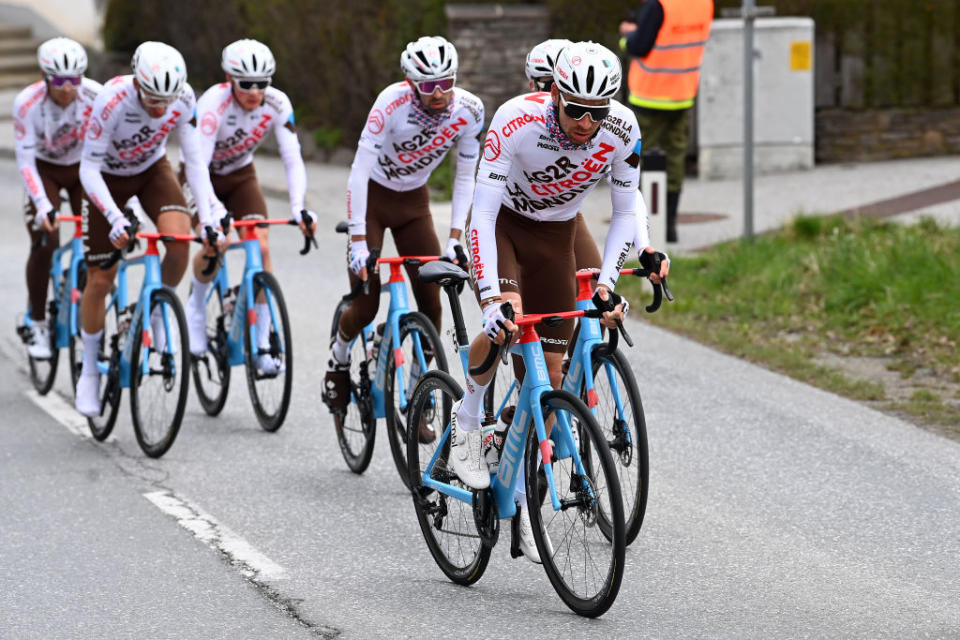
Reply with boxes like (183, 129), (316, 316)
(627, 0), (714, 110)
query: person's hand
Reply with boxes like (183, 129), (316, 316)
(298, 209), (318, 236)
(33, 206), (57, 233)
(481, 300), (516, 344)
(619, 20), (638, 36)
(203, 224), (227, 252)
(639, 247), (670, 284)
(445, 237), (464, 265)
(593, 285), (629, 329)
(108, 218), (130, 249)
(349, 239), (370, 280)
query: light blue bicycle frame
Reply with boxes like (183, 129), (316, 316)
(423, 322), (594, 520)
(23, 218), (85, 350)
(99, 236), (177, 387)
(208, 228), (285, 368)
(349, 259), (432, 419)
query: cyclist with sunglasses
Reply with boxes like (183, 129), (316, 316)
(182, 39), (316, 373)
(324, 36), (484, 423)
(74, 41), (221, 416)
(13, 38), (102, 359)
(447, 41), (669, 561)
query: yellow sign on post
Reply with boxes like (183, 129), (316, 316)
(790, 41), (812, 71)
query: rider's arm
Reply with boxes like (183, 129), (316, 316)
(346, 146), (377, 237)
(634, 190), (652, 252)
(79, 93), (125, 226)
(12, 91), (53, 215)
(449, 97), (485, 237)
(469, 180), (504, 303)
(274, 110), (307, 219)
(177, 87), (216, 227)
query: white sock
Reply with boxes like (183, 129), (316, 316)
(189, 276), (212, 309)
(456, 388), (485, 433)
(81, 329), (102, 376)
(460, 374), (490, 423)
(255, 302), (270, 350)
(331, 331), (350, 365)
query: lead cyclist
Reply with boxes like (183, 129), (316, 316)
(447, 41), (670, 563)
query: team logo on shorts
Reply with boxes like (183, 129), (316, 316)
(201, 112), (218, 136)
(483, 130), (501, 162)
(367, 109), (384, 134)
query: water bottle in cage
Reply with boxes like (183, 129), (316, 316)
(116, 304), (134, 349)
(482, 415), (507, 472)
(222, 286), (239, 331)
(368, 322), (385, 362)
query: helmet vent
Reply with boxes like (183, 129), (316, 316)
(586, 66), (594, 93)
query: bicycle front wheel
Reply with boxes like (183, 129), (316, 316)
(67, 264), (87, 391)
(129, 288), (189, 458)
(191, 285), (231, 416)
(243, 272), (292, 432)
(407, 370), (490, 585)
(385, 311), (447, 489)
(526, 389), (625, 618)
(587, 348), (649, 546)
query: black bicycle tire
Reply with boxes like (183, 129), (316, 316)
(191, 286), (231, 416)
(129, 288), (189, 458)
(330, 301), (376, 474)
(385, 311), (448, 489)
(526, 389), (625, 618)
(585, 348), (649, 546)
(86, 289), (121, 442)
(406, 369), (490, 585)
(243, 272), (293, 432)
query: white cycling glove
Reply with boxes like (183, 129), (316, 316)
(481, 302), (510, 341)
(349, 239), (370, 276)
(445, 237), (464, 263)
(32, 205), (55, 231)
(108, 218), (130, 245)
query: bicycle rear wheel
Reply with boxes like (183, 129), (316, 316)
(330, 302), (376, 474)
(586, 348), (649, 546)
(407, 370), (490, 585)
(526, 389), (625, 618)
(191, 286), (231, 416)
(129, 288), (189, 458)
(86, 294), (121, 442)
(385, 311), (447, 489)
(243, 272), (292, 432)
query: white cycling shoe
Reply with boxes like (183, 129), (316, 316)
(449, 400), (490, 490)
(27, 324), (52, 360)
(517, 505), (549, 564)
(186, 296), (208, 356)
(75, 373), (101, 417)
(257, 353), (285, 376)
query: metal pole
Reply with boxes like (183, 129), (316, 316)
(743, 0), (755, 240)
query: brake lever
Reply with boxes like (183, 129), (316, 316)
(200, 226), (220, 276)
(614, 319), (634, 348)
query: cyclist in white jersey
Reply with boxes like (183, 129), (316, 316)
(323, 35), (484, 437)
(74, 41), (222, 417)
(14, 38), (102, 359)
(446, 42), (670, 561)
(183, 39), (316, 374)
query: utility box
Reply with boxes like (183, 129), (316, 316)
(697, 17), (815, 179)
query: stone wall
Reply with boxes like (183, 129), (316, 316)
(816, 108), (960, 163)
(445, 4), (549, 125)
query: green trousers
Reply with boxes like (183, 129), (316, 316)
(632, 106), (690, 194)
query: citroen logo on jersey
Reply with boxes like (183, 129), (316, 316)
(200, 112), (217, 136)
(367, 109), (385, 134)
(483, 130), (501, 162)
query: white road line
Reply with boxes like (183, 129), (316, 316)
(24, 388), (92, 439)
(143, 490), (288, 581)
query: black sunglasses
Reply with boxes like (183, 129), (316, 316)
(236, 78), (270, 91)
(559, 94), (610, 123)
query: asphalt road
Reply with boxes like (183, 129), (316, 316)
(1, 156), (958, 639)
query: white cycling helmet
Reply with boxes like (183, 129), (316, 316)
(400, 36), (458, 81)
(552, 41), (621, 101)
(37, 37), (87, 76)
(221, 39), (276, 78)
(132, 41), (187, 98)
(525, 38), (572, 83)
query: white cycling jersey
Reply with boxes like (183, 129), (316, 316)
(80, 75), (215, 226)
(194, 83), (306, 217)
(13, 77), (102, 214)
(347, 82), (484, 236)
(470, 92), (649, 297)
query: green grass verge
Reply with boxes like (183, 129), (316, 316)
(618, 215), (960, 434)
